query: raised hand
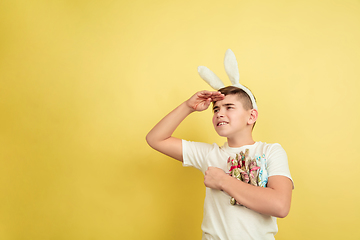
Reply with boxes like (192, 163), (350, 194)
(186, 91), (225, 112)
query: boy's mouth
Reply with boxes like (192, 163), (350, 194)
(217, 121), (228, 126)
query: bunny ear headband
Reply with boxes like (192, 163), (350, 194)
(197, 49), (258, 110)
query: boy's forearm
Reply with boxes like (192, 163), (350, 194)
(147, 102), (194, 142)
(146, 102), (194, 161)
(220, 175), (292, 218)
(204, 167), (292, 218)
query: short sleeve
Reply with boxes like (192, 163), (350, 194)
(182, 139), (216, 173)
(266, 144), (294, 188)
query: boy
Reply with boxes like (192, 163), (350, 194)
(146, 52), (293, 239)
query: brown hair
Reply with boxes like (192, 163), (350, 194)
(214, 86), (256, 110)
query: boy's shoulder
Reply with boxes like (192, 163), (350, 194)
(254, 141), (284, 149)
(253, 141), (286, 155)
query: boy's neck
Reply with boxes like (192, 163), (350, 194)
(227, 135), (255, 148)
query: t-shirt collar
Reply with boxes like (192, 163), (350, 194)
(222, 141), (259, 154)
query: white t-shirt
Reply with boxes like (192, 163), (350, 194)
(182, 140), (293, 240)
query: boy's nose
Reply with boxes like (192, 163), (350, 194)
(216, 111), (224, 118)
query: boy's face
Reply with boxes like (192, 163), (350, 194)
(212, 94), (252, 139)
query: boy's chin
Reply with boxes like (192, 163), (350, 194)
(214, 130), (228, 138)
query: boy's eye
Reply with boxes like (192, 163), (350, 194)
(213, 109), (219, 113)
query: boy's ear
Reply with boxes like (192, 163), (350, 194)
(248, 109), (258, 125)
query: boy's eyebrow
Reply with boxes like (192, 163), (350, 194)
(213, 103), (235, 111)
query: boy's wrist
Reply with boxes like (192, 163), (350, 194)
(182, 101), (196, 114)
(219, 173), (232, 191)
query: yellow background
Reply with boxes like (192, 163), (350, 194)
(1, 0), (360, 239)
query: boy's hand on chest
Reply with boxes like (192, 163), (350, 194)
(204, 167), (229, 190)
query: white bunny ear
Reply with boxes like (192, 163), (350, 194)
(224, 49), (258, 110)
(224, 49), (240, 85)
(197, 66), (225, 90)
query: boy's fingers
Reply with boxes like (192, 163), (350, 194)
(200, 90), (221, 95)
(211, 95), (225, 101)
(195, 91), (224, 103)
(199, 91), (212, 97)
